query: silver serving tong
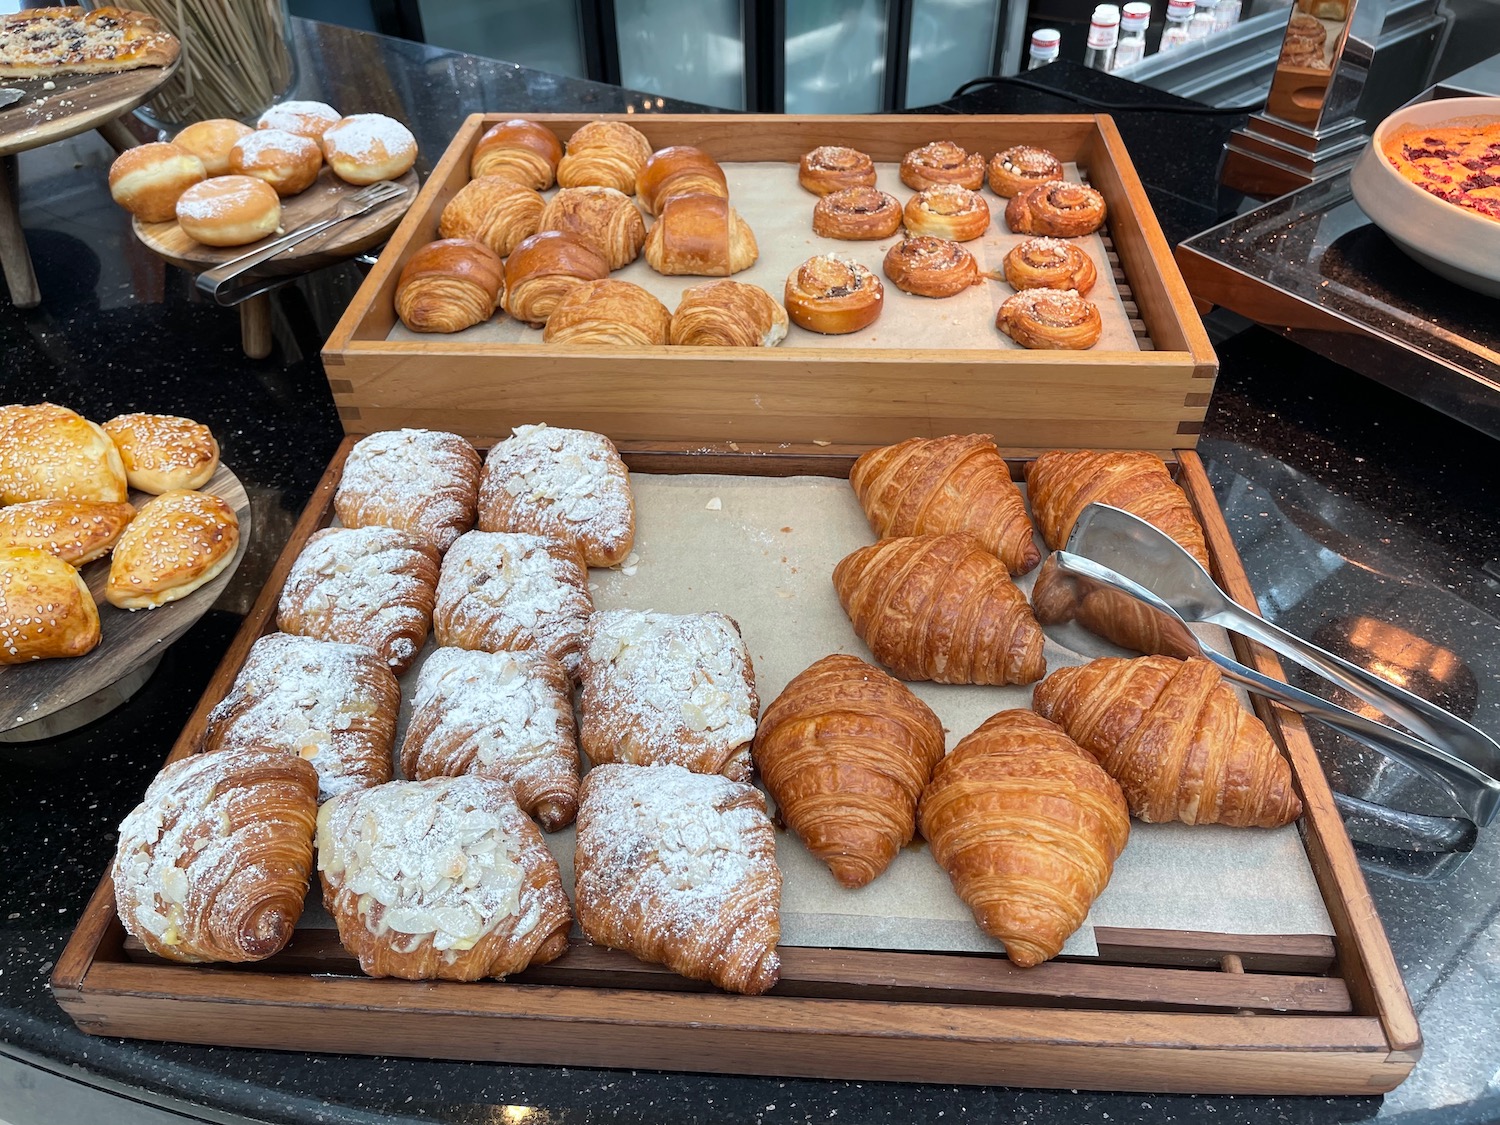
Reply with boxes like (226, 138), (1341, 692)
(1052, 504), (1500, 827)
(196, 179), (408, 306)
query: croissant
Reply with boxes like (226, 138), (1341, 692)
(832, 533), (1046, 685)
(556, 120), (653, 194)
(113, 746), (319, 963)
(918, 709), (1130, 967)
(1032, 655), (1303, 828)
(470, 118), (563, 189)
(334, 428), (481, 553)
(537, 185), (647, 270)
(503, 230), (610, 326)
(394, 238), (504, 334)
(643, 193), (758, 276)
(753, 654), (944, 888)
(668, 280), (788, 347)
(438, 176), (544, 258)
(849, 434), (1040, 575)
(542, 279), (671, 346)
(636, 145), (728, 215)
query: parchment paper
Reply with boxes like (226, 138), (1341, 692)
(385, 161), (1144, 353)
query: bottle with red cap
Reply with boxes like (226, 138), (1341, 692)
(1027, 27), (1062, 69)
(1083, 4), (1120, 71)
(1111, 2), (1152, 69)
(1159, 0), (1197, 50)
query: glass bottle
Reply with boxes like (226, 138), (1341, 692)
(1188, 10), (1217, 39)
(1027, 28), (1062, 69)
(1111, 2), (1151, 69)
(1082, 6), (1120, 71)
(1158, 0), (1197, 51)
(1213, 0), (1243, 31)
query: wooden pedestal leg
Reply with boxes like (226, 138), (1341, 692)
(0, 154), (41, 309)
(96, 116), (144, 153)
(239, 293), (273, 359)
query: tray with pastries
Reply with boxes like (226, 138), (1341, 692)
(52, 428), (1418, 1095)
(322, 114), (1216, 458)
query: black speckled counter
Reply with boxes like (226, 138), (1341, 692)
(1, 21), (1497, 1125)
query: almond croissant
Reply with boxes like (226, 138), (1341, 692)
(850, 434), (1040, 575)
(1032, 655), (1303, 828)
(832, 532), (1046, 685)
(753, 654), (945, 888)
(919, 709), (1129, 967)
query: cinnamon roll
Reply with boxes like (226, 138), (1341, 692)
(438, 176), (545, 258)
(1004, 181), (1108, 238)
(556, 120), (653, 194)
(799, 146), (878, 196)
(395, 239), (505, 334)
(504, 231), (611, 326)
(1003, 237), (1098, 296)
(812, 186), (902, 240)
(899, 141), (985, 191)
(537, 185), (646, 270)
(902, 185), (990, 242)
(997, 289), (1102, 350)
(784, 255), (884, 335)
(470, 118), (563, 190)
(987, 145), (1065, 198)
(882, 236), (980, 299)
(636, 146), (728, 216)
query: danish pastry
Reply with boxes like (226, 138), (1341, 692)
(883, 236), (980, 298)
(537, 185), (647, 270)
(556, 120), (652, 194)
(902, 185), (990, 242)
(669, 280), (788, 347)
(103, 412), (220, 494)
(438, 175), (545, 259)
(798, 145), (877, 196)
(542, 279), (671, 346)
(997, 288), (1102, 350)
(470, 118), (563, 189)
(0, 547), (100, 663)
(811, 186), (903, 240)
(0, 402), (127, 504)
(394, 238), (505, 335)
(643, 192), (759, 276)
(1005, 181), (1108, 237)
(0, 499), (135, 567)
(105, 489), (238, 610)
(335, 428), (482, 552)
(899, 140), (985, 191)
(636, 145), (728, 215)
(784, 255), (884, 334)
(503, 231), (611, 326)
(986, 145), (1064, 198)
(1002, 236), (1098, 295)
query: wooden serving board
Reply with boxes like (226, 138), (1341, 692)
(51, 441), (1419, 1095)
(0, 464), (250, 740)
(0, 62), (178, 157)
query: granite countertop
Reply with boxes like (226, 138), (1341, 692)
(1, 20), (1497, 1125)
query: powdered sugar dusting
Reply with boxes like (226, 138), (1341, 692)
(233, 128), (318, 165)
(325, 113), (415, 161)
(174, 177), (269, 222)
(257, 100), (340, 133)
(336, 429), (480, 552)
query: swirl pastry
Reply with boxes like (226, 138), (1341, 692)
(334, 428), (481, 553)
(902, 185), (991, 242)
(542, 279), (672, 345)
(1005, 181), (1108, 237)
(669, 280), (788, 347)
(784, 255), (884, 335)
(0, 500), (134, 567)
(0, 547), (100, 662)
(997, 288), (1102, 350)
(537, 185), (646, 270)
(470, 118), (563, 190)
(106, 489), (239, 610)
(556, 120), (653, 194)
(0, 402), (126, 505)
(1287, 12), (1327, 46)
(812, 186), (903, 240)
(798, 145), (878, 196)
(394, 238), (504, 334)
(883, 236), (980, 298)
(987, 145), (1064, 198)
(503, 231), (611, 326)
(644, 193), (759, 276)
(636, 145), (728, 216)
(1003, 237), (1098, 296)
(899, 140), (985, 191)
(438, 176), (544, 259)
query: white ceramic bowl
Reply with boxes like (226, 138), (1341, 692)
(1349, 95), (1500, 298)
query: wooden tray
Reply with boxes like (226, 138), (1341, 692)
(0, 63), (178, 158)
(321, 114), (1217, 459)
(51, 441), (1418, 1095)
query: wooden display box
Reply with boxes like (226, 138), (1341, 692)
(321, 114), (1217, 458)
(52, 443), (1418, 1095)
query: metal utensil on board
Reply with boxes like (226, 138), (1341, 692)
(0, 89), (25, 110)
(196, 179), (408, 305)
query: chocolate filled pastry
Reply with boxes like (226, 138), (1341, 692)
(997, 288), (1102, 350)
(986, 145), (1064, 198)
(0, 500), (134, 567)
(0, 547), (100, 662)
(798, 145), (878, 196)
(636, 145), (728, 216)
(883, 236), (980, 298)
(504, 231), (611, 326)
(812, 186), (903, 240)
(784, 255), (884, 335)
(1003, 236), (1098, 296)
(105, 489), (239, 610)
(439, 176), (545, 259)
(542, 279), (672, 346)
(643, 193), (759, 277)
(470, 117), (563, 190)
(1005, 181), (1108, 238)
(556, 120), (652, 194)
(899, 140), (985, 191)
(902, 185), (991, 242)
(0, 402), (127, 504)
(229, 128), (322, 197)
(669, 280), (788, 347)
(335, 428), (481, 553)
(103, 412), (220, 494)
(394, 238), (505, 334)
(537, 185), (646, 270)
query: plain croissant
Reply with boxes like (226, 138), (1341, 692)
(849, 434), (1040, 575)
(1032, 654), (1303, 828)
(918, 709), (1130, 968)
(753, 653), (945, 888)
(832, 532), (1046, 685)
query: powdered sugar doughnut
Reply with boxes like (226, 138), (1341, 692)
(230, 128), (322, 197)
(175, 176), (281, 247)
(256, 100), (342, 142)
(322, 114), (418, 185)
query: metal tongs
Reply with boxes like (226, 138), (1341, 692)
(1051, 504), (1500, 827)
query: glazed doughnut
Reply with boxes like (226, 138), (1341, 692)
(899, 141), (985, 191)
(108, 142), (206, 223)
(812, 186), (902, 240)
(230, 129), (322, 197)
(394, 238), (505, 334)
(172, 119), (252, 177)
(997, 289), (1102, 350)
(784, 255), (884, 335)
(1003, 237), (1098, 296)
(322, 114), (418, 185)
(902, 186), (990, 242)
(470, 118), (563, 189)
(1004, 181), (1108, 237)
(174, 176), (281, 247)
(882, 236), (980, 298)
(257, 100), (342, 142)
(798, 146), (878, 196)
(987, 145), (1064, 198)
(636, 145), (728, 215)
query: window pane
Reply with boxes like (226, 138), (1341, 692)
(616, 0), (746, 110)
(418, 0), (586, 79)
(785, 0), (889, 114)
(906, 0), (999, 107)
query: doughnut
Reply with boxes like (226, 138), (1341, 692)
(175, 175), (282, 247)
(172, 119), (253, 177)
(230, 129), (322, 197)
(108, 142), (207, 223)
(256, 100), (342, 142)
(322, 114), (418, 185)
